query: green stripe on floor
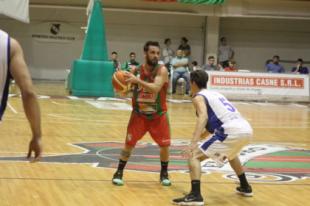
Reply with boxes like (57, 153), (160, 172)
(266, 151), (310, 157)
(245, 161), (310, 169)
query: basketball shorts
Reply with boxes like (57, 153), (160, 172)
(126, 112), (170, 147)
(199, 128), (252, 165)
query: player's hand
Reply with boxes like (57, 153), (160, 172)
(181, 142), (197, 158)
(27, 138), (42, 162)
(124, 72), (139, 84)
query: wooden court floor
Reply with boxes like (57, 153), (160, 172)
(0, 81), (309, 206)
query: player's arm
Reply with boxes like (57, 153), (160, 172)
(125, 67), (168, 93)
(173, 59), (188, 68)
(192, 95), (208, 144)
(9, 38), (42, 161)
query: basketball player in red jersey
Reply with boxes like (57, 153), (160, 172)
(112, 41), (171, 186)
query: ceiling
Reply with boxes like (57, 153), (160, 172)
(29, 0), (310, 10)
(2, 0), (308, 21)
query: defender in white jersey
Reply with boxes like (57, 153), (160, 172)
(0, 29), (42, 161)
(173, 70), (253, 206)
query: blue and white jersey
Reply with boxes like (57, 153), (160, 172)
(196, 89), (252, 136)
(0, 29), (11, 121)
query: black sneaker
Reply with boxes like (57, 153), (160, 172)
(160, 171), (171, 186)
(112, 170), (124, 186)
(172, 193), (204, 206)
(236, 185), (253, 197)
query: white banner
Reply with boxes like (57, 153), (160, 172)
(0, 0), (29, 23)
(207, 71), (309, 98)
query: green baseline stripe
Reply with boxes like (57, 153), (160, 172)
(266, 151), (310, 157)
(245, 161), (310, 169)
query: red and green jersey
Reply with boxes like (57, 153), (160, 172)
(132, 64), (168, 116)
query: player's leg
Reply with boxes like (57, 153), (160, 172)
(172, 147), (206, 206)
(172, 70), (181, 94)
(159, 146), (170, 186)
(229, 156), (253, 196)
(112, 144), (134, 186)
(112, 113), (147, 186)
(181, 71), (190, 95)
(149, 113), (172, 186)
(173, 133), (230, 205)
(227, 137), (253, 197)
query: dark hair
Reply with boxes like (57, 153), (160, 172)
(192, 61), (198, 66)
(164, 38), (171, 44)
(208, 56), (215, 60)
(181, 37), (188, 43)
(111, 51), (118, 55)
(297, 58), (303, 63)
(273, 55), (280, 59)
(144, 41), (160, 52)
(190, 70), (208, 89)
(129, 52), (136, 56)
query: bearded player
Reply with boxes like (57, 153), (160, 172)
(112, 41), (171, 186)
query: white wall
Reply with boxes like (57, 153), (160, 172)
(2, 6), (310, 80)
(0, 8), (205, 80)
(220, 17), (310, 73)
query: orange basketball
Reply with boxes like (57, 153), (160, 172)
(112, 70), (130, 93)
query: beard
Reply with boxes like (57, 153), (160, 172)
(146, 58), (158, 67)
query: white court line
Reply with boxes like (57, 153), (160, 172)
(67, 96), (80, 100)
(7, 103), (18, 114)
(289, 103), (308, 108)
(51, 101), (88, 107)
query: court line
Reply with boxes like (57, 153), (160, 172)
(51, 101), (88, 107)
(0, 177), (308, 186)
(7, 103), (18, 114)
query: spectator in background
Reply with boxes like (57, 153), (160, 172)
(202, 56), (222, 71)
(266, 55), (285, 73)
(218, 37), (234, 68)
(171, 49), (190, 95)
(265, 59), (272, 66)
(224, 60), (238, 72)
(191, 61), (202, 71)
(122, 52), (140, 72)
(291, 58), (309, 75)
(178, 37), (191, 58)
(111, 51), (121, 71)
(162, 38), (174, 74)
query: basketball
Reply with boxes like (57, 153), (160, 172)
(112, 70), (130, 93)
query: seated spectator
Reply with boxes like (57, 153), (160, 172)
(122, 52), (140, 72)
(191, 61), (202, 71)
(111, 51), (121, 71)
(291, 58), (309, 75)
(202, 56), (222, 71)
(171, 49), (190, 95)
(266, 55), (285, 73)
(224, 60), (238, 72)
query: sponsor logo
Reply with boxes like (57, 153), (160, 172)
(50, 23), (61, 35)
